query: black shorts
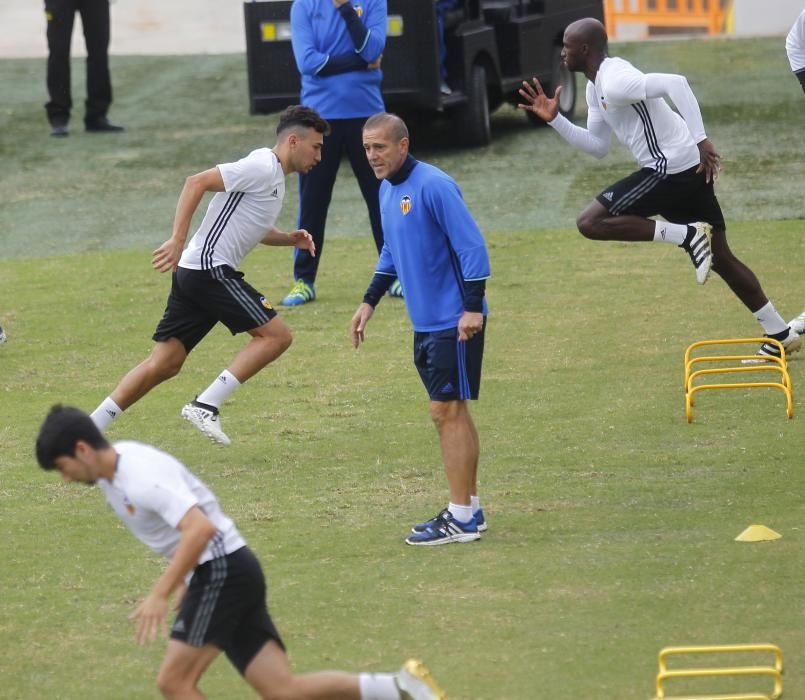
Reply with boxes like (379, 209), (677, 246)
(796, 68), (805, 93)
(153, 265), (277, 353)
(413, 319), (486, 401)
(595, 165), (726, 230)
(171, 546), (284, 675)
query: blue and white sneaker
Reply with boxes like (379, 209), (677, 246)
(281, 279), (316, 306)
(405, 511), (480, 546)
(388, 279), (404, 298)
(412, 507), (487, 533)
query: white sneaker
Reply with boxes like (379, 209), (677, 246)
(789, 310), (805, 336)
(743, 326), (803, 364)
(181, 400), (231, 446)
(0, 326), (5, 345)
(681, 222), (713, 284)
(397, 659), (447, 700)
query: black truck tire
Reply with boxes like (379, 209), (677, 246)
(552, 46), (577, 120)
(454, 63), (491, 147)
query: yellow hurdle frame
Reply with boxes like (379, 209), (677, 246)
(683, 339), (793, 423)
(653, 643), (784, 700)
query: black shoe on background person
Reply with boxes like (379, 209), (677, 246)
(85, 116), (125, 133)
(49, 120), (69, 137)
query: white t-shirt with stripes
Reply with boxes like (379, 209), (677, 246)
(179, 148), (286, 271)
(786, 10), (805, 72)
(588, 57), (701, 175)
(97, 441), (245, 564)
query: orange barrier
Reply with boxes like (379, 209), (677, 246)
(604, 0), (728, 39)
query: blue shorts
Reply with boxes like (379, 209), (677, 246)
(413, 319), (486, 401)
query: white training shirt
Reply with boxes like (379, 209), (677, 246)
(179, 148), (286, 271)
(97, 441), (245, 564)
(786, 10), (805, 72)
(549, 57), (704, 175)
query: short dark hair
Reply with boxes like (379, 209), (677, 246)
(35, 404), (110, 470)
(363, 112), (409, 143)
(276, 105), (331, 137)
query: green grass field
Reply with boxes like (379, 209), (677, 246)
(2, 36), (804, 699)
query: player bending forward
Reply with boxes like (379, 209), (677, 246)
(36, 404), (447, 700)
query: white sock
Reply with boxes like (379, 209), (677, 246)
(653, 220), (688, 245)
(753, 301), (788, 336)
(197, 370), (241, 408)
(359, 672), (401, 700)
(448, 502), (473, 523)
(90, 398), (123, 430)
(470, 495), (481, 513)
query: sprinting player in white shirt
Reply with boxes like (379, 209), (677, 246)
(90, 106), (327, 446)
(519, 18), (805, 359)
(35, 404), (447, 700)
(786, 9), (805, 94)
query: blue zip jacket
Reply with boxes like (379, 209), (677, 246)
(376, 158), (490, 332)
(290, 0), (386, 118)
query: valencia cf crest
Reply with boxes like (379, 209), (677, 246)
(400, 195), (412, 215)
(354, 4), (363, 17)
(123, 497), (135, 516)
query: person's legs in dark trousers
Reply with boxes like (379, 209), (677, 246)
(45, 0), (76, 127)
(343, 117), (383, 254)
(78, 0), (112, 125)
(293, 120), (345, 284)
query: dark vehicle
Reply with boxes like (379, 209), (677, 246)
(244, 0), (604, 146)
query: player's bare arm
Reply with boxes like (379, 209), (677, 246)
(458, 311), (484, 342)
(350, 302), (375, 348)
(152, 167), (226, 273)
(261, 227), (316, 256)
(696, 138), (722, 184)
(517, 77), (560, 123)
(130, 506), (217, 644)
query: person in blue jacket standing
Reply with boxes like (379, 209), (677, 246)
(351, 112), (491, 546)
(283, 0), (400, 305)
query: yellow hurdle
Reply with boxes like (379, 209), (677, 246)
(652, 643), (784, 700)
(683, 339), (793, 423)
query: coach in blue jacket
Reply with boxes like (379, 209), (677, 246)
(351, 112), (492, 547)
(282, 0), (393, 306)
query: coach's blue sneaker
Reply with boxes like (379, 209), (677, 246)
(281, 279), (316, 306)
(405, 511), (480, 546)
(412, 507), (488, 533)
(681, 222), (713, 285)
(397, 659), (447, 700)
(474, 507), (487, 533)
(388, 279), (404, 298)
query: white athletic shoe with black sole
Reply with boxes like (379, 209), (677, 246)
(397, 659), (447, 700)
(181, 399), (231, 446)
(743, 326), (803, 364)
(681, 222), (713, 285)
(789, 310), (805, 336)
